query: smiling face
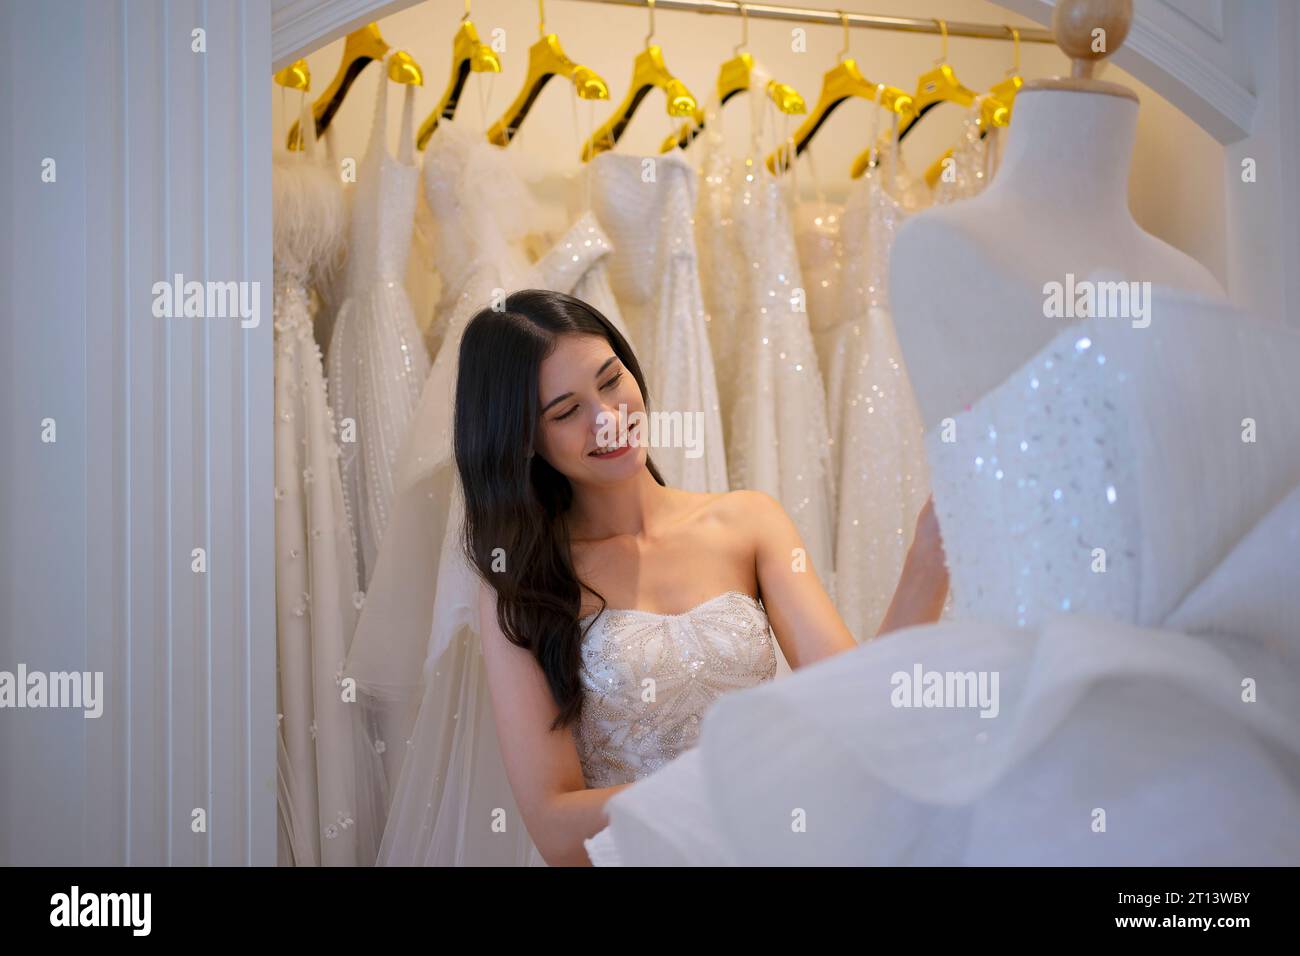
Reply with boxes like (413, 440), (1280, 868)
(535, 333), (648, 485)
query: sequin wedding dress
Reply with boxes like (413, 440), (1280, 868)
(585, 287), (1300, 865)
(931, 97), (998, 206)
(695, 69), (835, 594)
(820, 133), (933, 642)
(273, 95), (387, 866)
(345, 119), (638, 866)
(326, 65), (431, 587)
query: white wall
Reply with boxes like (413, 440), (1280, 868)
(0, 0), (276, 865)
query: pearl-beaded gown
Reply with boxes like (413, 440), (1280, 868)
(326, 67), (431, 588)
(273, 93), (387, 867)
(583, 289), (1300, 865)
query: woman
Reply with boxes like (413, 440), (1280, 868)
(452, 289), (949, 866)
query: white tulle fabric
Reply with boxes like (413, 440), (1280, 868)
(326, 67), (431, 587)
(273, 93), (388, 866)
(588, 150), (729, 493)
(344, 120), (634, 866)
(585, 289), (1300, 865)
(694, 71), (836, 593)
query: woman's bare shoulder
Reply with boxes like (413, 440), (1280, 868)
(706, 489), (783, 524)
(684, 490), (787, 546)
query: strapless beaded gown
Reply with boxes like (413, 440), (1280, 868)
(575, 591), (780, 790)
(584, 287), (1300, 866)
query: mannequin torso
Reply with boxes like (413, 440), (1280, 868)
(890, 87), (1225, 427)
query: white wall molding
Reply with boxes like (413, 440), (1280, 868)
(1, 0), (276, 866)
(272, 0), (417, 71)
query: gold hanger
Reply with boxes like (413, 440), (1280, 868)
(983, 26), (1024, 128)
(274, 59), (311, 92)
(417, 1), (502, 150)
(487, 0), (609, 147)
(849, 18), (975, 178)
(275, 60), (311, 152)
(912, 20), (978, 116)
(659, 3), (805, 153)
(766, 12), (912, 175)
(388, 51), (424, 86)
(580, 0), (698, 162)
(286, 23), (390, 150)
(922, 26), (1024, 188)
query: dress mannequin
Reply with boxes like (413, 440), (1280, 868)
(890, 0), (1225, 428)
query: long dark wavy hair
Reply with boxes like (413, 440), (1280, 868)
(453, 289), (666, 731)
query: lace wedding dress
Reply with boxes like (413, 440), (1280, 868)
(326, 64), (431, 587)
(584, 287), (1300, 865)
(273, 94), (387, 866)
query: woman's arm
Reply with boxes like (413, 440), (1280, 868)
(737, 490), (858, 668)
(876, 496), (949, 636)
(477, 581), (627, 866)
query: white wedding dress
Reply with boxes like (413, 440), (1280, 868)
(344, 120), (637, 865)
(326, 65), (431, 587)
(576, 590), (780, 788)
(695, 73), (835, 592)
(931, 97), (998, 206)
(793, 196), (845, 420)
(272, 94), (387, 866)
(819, 136), (933, 642)
(585, 287), (1300, 865)
(588, 150), (729, 494)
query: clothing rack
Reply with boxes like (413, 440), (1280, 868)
(568, 0), (1056, 43)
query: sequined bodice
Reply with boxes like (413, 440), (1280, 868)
(925, 320), (1141, 629)
(574, 591), (779, 788)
